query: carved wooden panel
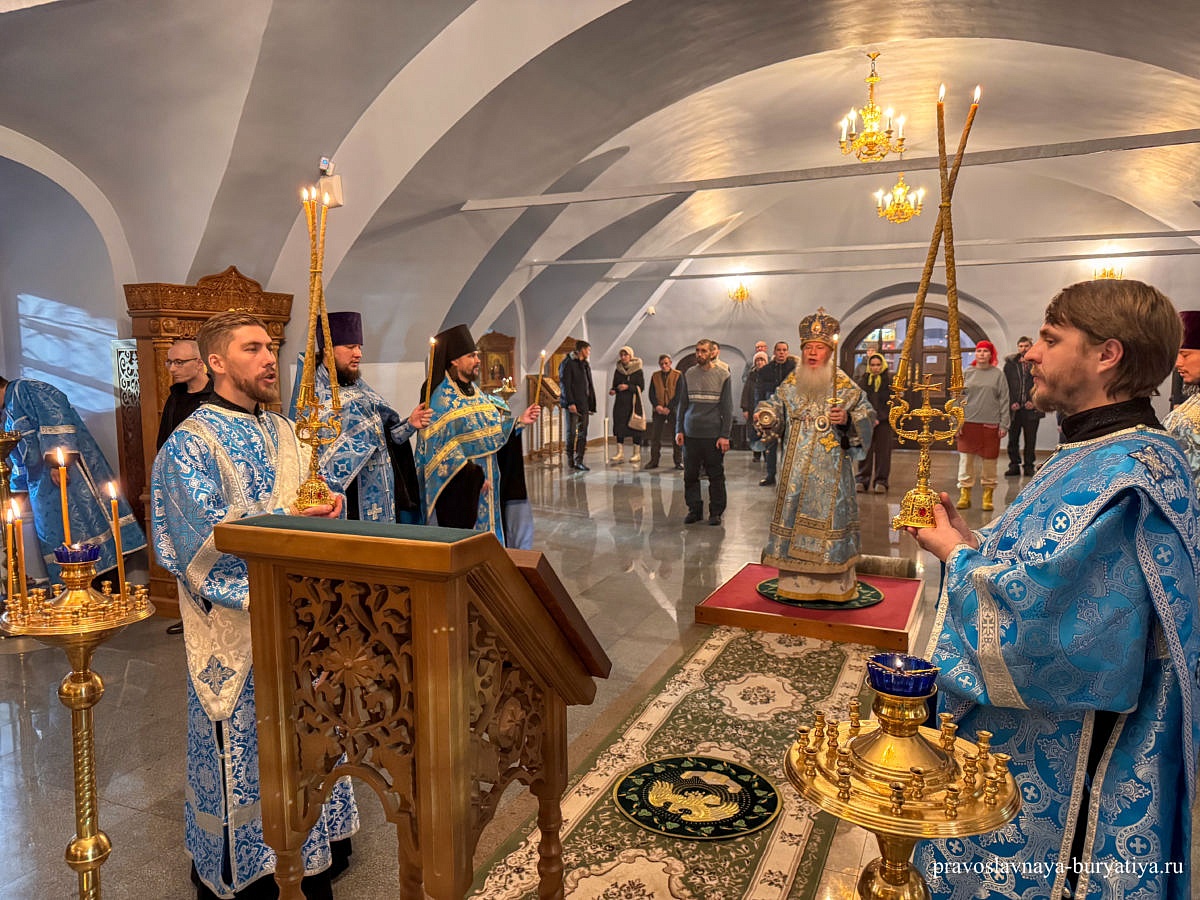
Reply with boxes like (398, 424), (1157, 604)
(111, 340), (146, 530)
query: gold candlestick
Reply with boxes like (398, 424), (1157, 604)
(533, 350), (547, 407)
(425, 336), (437, 409)
(890, 83), (981, 528)
(829, 334), (841, 403)
(292, 186), (343, 509)
(107, 483), (126, 598)
(56, 446), (72, 545)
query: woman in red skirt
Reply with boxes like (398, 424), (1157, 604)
(956, 340), (1010, 511)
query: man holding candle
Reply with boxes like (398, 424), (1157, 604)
(909, 280), (1200, 899)
(416, 323), (540, 545)
(152, 311), (358, 898)
(0, 374), (145, 585)
(753, 311), (873, 601)
(289, 310), (431, 523)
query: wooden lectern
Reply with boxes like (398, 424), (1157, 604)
(212, 516), (610, 900)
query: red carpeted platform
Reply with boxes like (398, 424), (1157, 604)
(695, 562), (922, 651)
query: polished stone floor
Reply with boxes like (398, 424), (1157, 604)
(1, 447), (1192, 898)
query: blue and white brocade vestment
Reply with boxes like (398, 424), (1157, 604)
(289, 353), (416, 522)
(415, 377), (518, 543)
(915, 427), (1200, 900)
(152, 404), (358, 898)
(4, 377), (145, 583)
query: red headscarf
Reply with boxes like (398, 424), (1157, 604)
(971, 340), (997, 366)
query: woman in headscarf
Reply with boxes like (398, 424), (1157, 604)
(955, 340), (1010, 511)
(609, 345), (645, 463)
(855, 352), (893, 492)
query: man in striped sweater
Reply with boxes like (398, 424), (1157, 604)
(675, 338), (733, 526)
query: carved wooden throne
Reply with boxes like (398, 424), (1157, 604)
(212, 516), (610, 899)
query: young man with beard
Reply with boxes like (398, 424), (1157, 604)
(288, 311), (431, 522)
(415, 324), (540, 544)
(909, 279), (1200, 900)
(152, 312), (359, 899)
(1164, 310), (1200, 484)
(676, 338), (732, 525)
(156, 338), (214, 449)
(752, 310), (872, 601)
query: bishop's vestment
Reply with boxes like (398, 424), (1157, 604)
(151, 402), (358, 897)
(1164, 392), (1200, 488)
(915, 427), (1200, 899)
(4, 377), (145, 583)
(756, 369), (872, 600)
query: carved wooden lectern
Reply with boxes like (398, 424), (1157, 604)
(212, 516), (610, 899)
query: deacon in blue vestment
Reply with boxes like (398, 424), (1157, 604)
(909, 280), (1200, 900)
(152, 312), (358, 899)
(1, 374), (145, 584)
(753, 309), (873, 601)
(289, 311), (431, 523)
(415, 324), (540, 546)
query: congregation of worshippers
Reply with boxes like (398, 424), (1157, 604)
(4, 276), (1200, 899)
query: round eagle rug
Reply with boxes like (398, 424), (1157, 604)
(612, 755), (781, 840)
(756, 578), (884, 610)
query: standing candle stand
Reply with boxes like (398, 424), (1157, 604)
(0, 429), (20, 511)
(2, 530), (152, 899)
(888, 85), (980, 530)
(785, 653), (1019, 899)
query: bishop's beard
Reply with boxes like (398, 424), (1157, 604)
(794, 358), (834, 401)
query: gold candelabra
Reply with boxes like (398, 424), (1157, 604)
(3, 505), (153, 899)
(291, 187), (342, 509)
(0, 429), (19, 511)
(890, 85), (981, 530)
(874, 172), (925, 224)
(785, 653), (1020, 899)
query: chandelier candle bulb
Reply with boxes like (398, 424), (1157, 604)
(107, 482), (125, 598)
(839, 118), (848, 142)
(534, 350), (547, 407)
(55, 447), (71, 546)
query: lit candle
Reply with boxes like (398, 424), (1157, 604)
(5, 508), (13, 603)
(938, 83), (945, 104)
(847, 107), (857, 132)
(424, 337), (437, 408)
(874, 189), (885, 212)
(897, 115), (905, 139)
(885, 107), (894, 132)
(839, 117), (848, 142)
(56, 447), (71, 545)
(108, 482), (126, 598)
(11, 499), (26, 599)
(830, 335), (841, 401)
(533, 350), (547, 407)
(973, 85), (981, 105)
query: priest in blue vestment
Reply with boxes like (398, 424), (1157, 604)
(289, 311), (430, 523)
(415, 324), (540, 546)
(909, 279), (1200, 900)
(152, 312), (358, 899)
(1, 374), (145, 584)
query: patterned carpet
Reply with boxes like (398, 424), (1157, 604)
(472, 626), (874, 899)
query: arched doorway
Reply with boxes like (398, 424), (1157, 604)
(841, 303), (991, 406)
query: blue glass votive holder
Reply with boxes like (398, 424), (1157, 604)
(54, 543), (102, 564)
(866, 652), (939, 696)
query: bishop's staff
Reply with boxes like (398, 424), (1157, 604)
(292, 187), (343, 509)
(890, 84), (981, 530)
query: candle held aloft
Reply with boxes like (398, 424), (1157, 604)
(425, 337), (437, 409)
(55, 446), (71, 545)
(534, 350), (547, 407)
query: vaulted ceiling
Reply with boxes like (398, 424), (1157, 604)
(2, 0), (1199, 436)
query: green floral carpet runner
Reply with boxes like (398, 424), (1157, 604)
(472, 626), (872, 899)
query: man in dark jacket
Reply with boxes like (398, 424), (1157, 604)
(645, 353), (682, 469)
(1003, 336), (1043, 476)
(559, 339), (597, 470)
(754, 341), (797, 486)
(156, 339), (214, 450)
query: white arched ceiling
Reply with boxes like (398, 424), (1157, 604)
(1, 0), (1199, 393)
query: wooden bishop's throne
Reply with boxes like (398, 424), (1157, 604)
(212, 515), (610, 899)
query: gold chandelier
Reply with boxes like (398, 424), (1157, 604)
(839, 52), (907, 162)
(874, 172), (925, 224)
(727, 279), (750, 303)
